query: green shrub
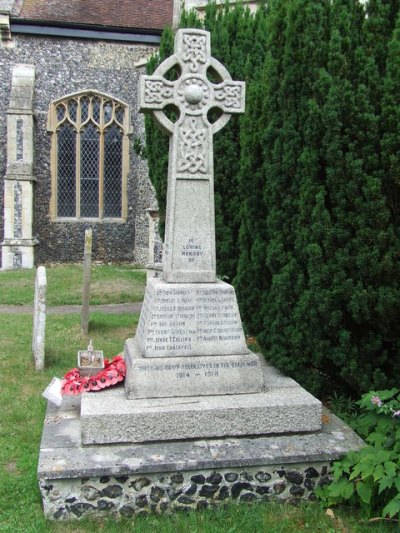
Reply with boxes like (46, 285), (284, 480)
(317, 388), (400, 519)
(144, 0), (400, 398)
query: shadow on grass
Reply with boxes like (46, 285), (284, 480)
(88, 313), (139, 333)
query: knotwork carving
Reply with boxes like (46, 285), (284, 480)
(144, 80), (173, 105)
(214, 84), (243, 109)
(178, 117), (207, 174)
(182, 34), (207, 73)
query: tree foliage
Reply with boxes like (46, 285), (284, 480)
(144, 0), (400, 398)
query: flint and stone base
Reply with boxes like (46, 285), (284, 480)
(38, 394), (365, 520)
(81, 364), (321, 445)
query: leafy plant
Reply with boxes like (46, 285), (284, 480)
(326, 391), (358, 423)
(317, 388), (400, 520)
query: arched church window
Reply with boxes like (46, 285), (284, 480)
(48, 91), (131, 220)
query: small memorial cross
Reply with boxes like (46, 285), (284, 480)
(139, 29), (245, 283)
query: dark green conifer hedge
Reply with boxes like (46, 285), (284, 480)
(143, 0), (400, 398)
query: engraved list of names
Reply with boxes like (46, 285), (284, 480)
(136, 280), (247, 358)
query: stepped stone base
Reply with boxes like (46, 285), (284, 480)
(38, 394), (365, 520)
(124, 337), (266, 399)
(81, 363), (322, 445)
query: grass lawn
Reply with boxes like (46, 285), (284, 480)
(0, 263), (146, 306)
(0, 265), (397, 532)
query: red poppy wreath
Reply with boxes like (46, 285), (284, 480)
(61, 355), (126, 395)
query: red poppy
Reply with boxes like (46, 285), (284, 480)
(61, 355), (126, 396)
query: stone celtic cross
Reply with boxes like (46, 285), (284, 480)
(139, 29), (245, 283)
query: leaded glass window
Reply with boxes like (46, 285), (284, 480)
(49, 91), (129, 220)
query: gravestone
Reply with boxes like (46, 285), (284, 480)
(32, 265), (46, 371)
(81, 228), (92, 335)
(80, 29), (322, 445)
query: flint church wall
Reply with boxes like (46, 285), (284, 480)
(0, 34), (158, 266)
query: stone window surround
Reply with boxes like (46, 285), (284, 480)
(47, 89), (132, 223)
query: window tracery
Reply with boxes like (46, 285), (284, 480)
(48, 91), (130, 221)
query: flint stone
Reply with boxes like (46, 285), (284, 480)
(191, 474), (205, 484)
(231, 483), (252, 499)
(100, 485), (123, 498)
(150, 486), (165, 502)
(206, 472), (222, 485)
(199, 485), (219, 497)
(255, 472), (271, 482)
(289, 485), (305, 496)
(216, 486), (229, 500)
(286, 471), (304, 485)
(97, 499), (115, 510)
(185, 484), (197, 496)
(304, 478), (315, 491)
(240, 492), (257, 502)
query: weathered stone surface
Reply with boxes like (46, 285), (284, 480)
(124, 337), (265, 399)
(32, 265), (46, 370)
(139, 29), (244, 284)
(40, 398), (363, 482)
(38, 396), (365, 520)
(1, 64), (37, 270)
(81, 377), (321, 444)
(133, 277), (249, 358)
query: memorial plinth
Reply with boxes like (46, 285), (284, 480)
(124, 277), (265, 399)
(81, 366), (322, 445)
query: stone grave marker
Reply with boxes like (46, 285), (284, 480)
(81, 228), (92, 335)
(32, 265), (46, 371)
(81, 29), (322, 445)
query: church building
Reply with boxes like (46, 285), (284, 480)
(0, 0), (255, 269)
(0, 0), (174, 268)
